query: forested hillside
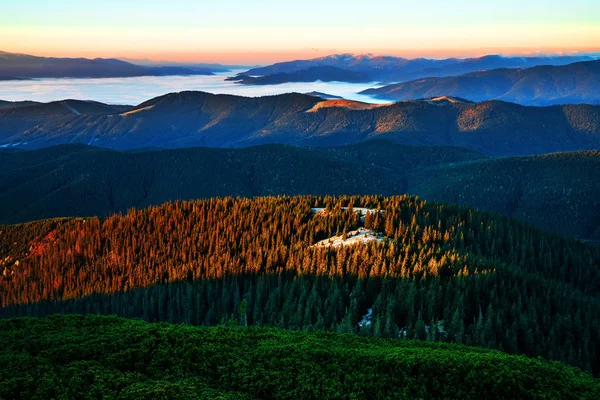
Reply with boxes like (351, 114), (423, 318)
(0, 141), (480, 223)
(1, 142), (598, 241)
(2, 91), (600, 155)
(1, 196), (599, 374)
(2, 315), (598, 399)
(410, 151), (600, 241)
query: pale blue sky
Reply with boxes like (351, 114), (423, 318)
(1, 0), (598, 63)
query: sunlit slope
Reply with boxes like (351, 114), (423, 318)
(1, 91), (599, 155)
(1, 196), (599, 373)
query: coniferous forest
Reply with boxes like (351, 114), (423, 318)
(4, 3), (600, 398)
(1, 195), (599, 381)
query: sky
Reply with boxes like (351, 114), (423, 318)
(1, 0), (599, 64)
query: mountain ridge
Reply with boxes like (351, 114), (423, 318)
(226, 66), (372, 85)
(362, 60), (600, 105)
(0, 50), (220, 79)
(237, 53), (598, 84)
(1, 91), (600, 156)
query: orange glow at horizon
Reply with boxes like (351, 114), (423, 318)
(2, 0), (599, 65)
(4, 47), (600, 66)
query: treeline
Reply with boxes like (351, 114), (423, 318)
(2, 315), (599, 399)
(1, 196), (600, 373)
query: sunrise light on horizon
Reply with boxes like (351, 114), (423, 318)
(2, 0), (599, 64)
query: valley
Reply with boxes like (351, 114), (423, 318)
(0, 72), (384, 105)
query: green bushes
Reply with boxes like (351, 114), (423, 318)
(1, 315), (598, 399)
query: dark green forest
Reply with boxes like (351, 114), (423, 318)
(1, 195), (599, 375)
(1, 314), (598, 399)
(2, 142), (599, 241)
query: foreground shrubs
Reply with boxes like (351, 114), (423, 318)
(1, 315), (598, 399)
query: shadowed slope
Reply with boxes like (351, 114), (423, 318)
(0, 142), (598, 241)
(362, 60), (600, 105)
(1, 91), (600, 155)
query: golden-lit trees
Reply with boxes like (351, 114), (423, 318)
(1, 195), (599, 374)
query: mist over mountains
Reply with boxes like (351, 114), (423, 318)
(238, 53), (598, 84)
(226, 66), (372, 85)
(225, 54), (600, 106)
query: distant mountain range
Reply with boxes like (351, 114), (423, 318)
(0, 51), (220, 79)
(1, 92), (599, 156)
(117, 57), (253, 72)
(303, 92), (343, 99)
(362, 60), (600, 106)
(0, 100), (38, 110)
(1, 141), (598, 241)
(226, 66), (372, 85)
(233, 53), (598, 84)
